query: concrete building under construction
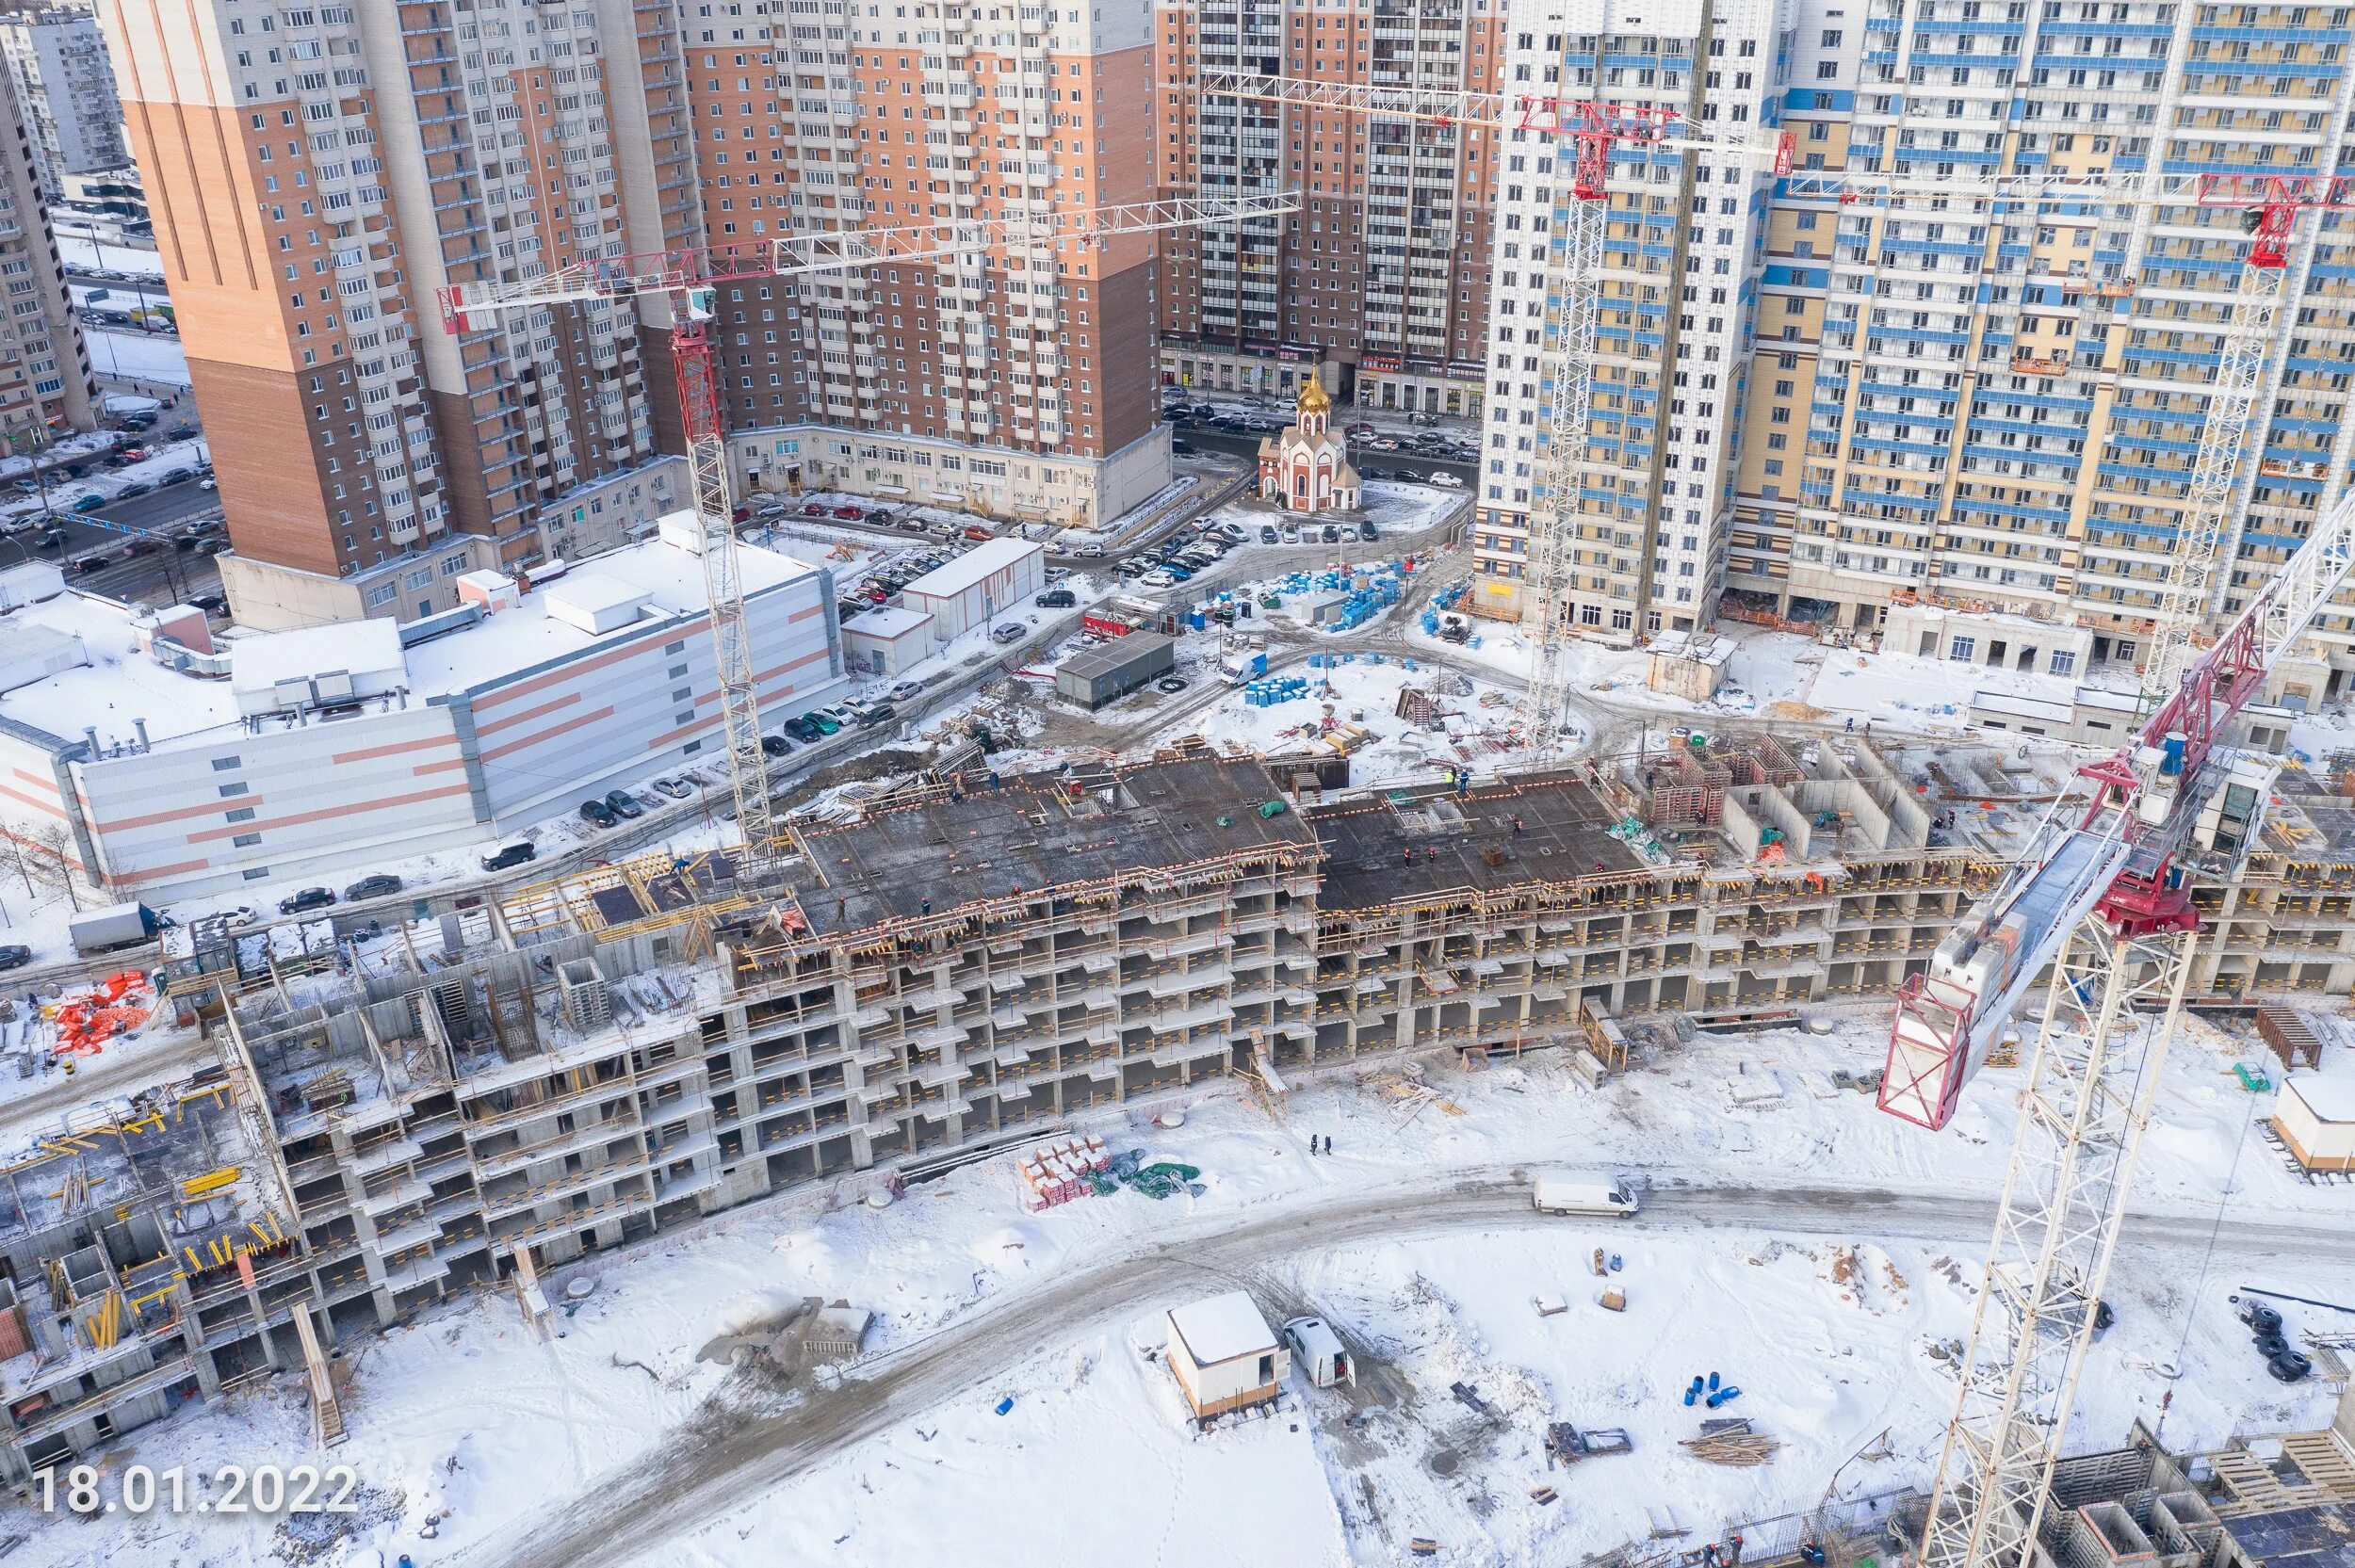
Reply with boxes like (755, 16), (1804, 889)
(4, 741), (2354, 1480)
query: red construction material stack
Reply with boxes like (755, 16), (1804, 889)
(1014, 1135), (1110, 1213)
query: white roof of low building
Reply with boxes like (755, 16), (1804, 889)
(2286, 1040), (2355, 1123)
(399, 534), (816, 698)
(1168, 1290), (1277, 1366)
(901, 536), (1040, 603)
(0, 534), (825, 755)
(844, 605), (934, 639)
(229, 618), (406, 703)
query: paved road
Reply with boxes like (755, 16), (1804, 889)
(5, 478), (224, 606)
(464, 1167), (2351, 1568)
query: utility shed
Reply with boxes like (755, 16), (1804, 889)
(2276, 1071), (2355, 1172)
(901, 536), (1043, 641)
(1056, 632), (1174, 709)
(1166, 1291), (1287, 1422)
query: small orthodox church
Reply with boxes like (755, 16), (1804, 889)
(1258, 374), (1360, 513)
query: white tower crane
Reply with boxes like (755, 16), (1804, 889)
(436, 194), (1298, 864)
(1210, 71), (2355, 1568)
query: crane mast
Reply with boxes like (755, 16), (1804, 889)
(436, 194), (1298, 865)
(1211, 72), (2355, 1568)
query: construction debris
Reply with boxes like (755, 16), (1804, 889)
(1680, 1418), (1780, 1466)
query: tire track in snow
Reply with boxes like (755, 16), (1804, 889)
(463, 1169), (2353, 1568)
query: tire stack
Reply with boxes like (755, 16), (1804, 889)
(2240, 1300), (2313, 1383)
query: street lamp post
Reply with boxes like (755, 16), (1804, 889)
(9, 425), (55, 525)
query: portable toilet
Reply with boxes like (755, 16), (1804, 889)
(1282, 1315), (1354, 1388)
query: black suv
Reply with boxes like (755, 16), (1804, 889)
(0, 945), (30, 972)
(482, 842), (537, 872)
(579, 798), (617, 828)
(278, 886), (336, 915)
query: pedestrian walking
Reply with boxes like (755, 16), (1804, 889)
(1323, 1134), (1332, 1155)
(1845, 716), (1855, 733)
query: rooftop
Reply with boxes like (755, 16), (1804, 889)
(1307, 770), (1645, 912)
(900, 536), (1039, 604)
(399, 536), (819, 698)
(784, 755), (1316, 935)
(0, 536), (824, 756)
(0, 590), (237, 750)
(1168, 1290), (1277, 1366)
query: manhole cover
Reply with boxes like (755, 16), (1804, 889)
(1428, 1447), (1460, 1478)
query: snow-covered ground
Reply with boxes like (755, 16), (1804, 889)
(1141, 651), (1563, 786)
(56, 234), (165, 280)
(85, 328), (191, 387)
(16, 1004), (2344, 1567)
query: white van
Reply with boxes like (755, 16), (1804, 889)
(1532, 1171), (1639, 1217)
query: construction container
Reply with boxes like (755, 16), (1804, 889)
(1054, 632), (1174, 710)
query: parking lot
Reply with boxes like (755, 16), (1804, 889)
(1162, 395), (1480, 484)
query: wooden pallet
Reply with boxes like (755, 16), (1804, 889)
(2211, 1432), (2355, 1514)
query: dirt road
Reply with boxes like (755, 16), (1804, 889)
(466, 1170), (2346, 1568)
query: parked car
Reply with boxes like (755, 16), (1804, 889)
(1321, 525), (1340, 543)
(1139, 570), (1178, 589)
(992, 622), (1028, 644)
(482, 842), (537, 871)
(833, 505), (864, 521)
(852, 701), (896, 728)
(190, 593), (227, 614)
(344, 874), (404, 900)
(786, 714), (824, 742)
(117, 447), (148, 462)
(578, 798), (617, 828)
(1035, 588), (1076, 608)
(1282, 525), (1302, 543)
(1259, 525), (1280, 543)
(599, 788), (642, 820)
(1429, 471), (1465, 489)
(278, 886), (336, 915)
(760, 734), (792, 756)
(1361, 521), (1380, 542)
(887, 680), (924, 702)
(651, 776), (696, 800)
(0, 945), (30, 971)
(168, 423), (198, 440)
(803, 709), (841, 736)
(1170, 441), (1196, 457)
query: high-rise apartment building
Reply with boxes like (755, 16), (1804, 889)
(102, 0), (688, 629)
(1473, 0), (2355, 703)
(1739, 0), (2355, 701)
(106, 0), (1162, 627)
(0, 7), (125, 206)
(1470, 0), (1783, 641)
(703, 0), (1169, 529)
(0, 44), (89, 441)
(1152, 0), (1502, 419)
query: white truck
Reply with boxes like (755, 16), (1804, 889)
(69, 900), (159, 956)
(1532, 1171), (1640, 1218)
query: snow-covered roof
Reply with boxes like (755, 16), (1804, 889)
(1168, 1290), (1277, 1366)
(2286, 1040), (2355, 1123)
(0, 590), (239, 748)
(901, 536), (1040, 603)
(230, 619), (406, 704)
(1971, 689), (2073, 723)
(398, 534), (818, 698)
(0, 535), (825, 755)
(844, 605), (934, 639)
